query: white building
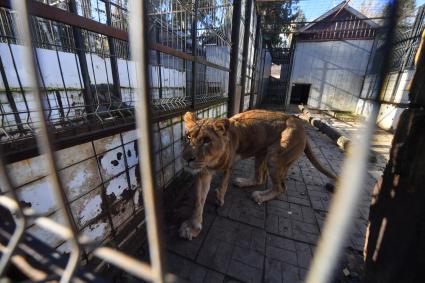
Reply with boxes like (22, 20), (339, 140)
(288, 3), (378, 112)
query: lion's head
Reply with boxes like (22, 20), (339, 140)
(182, 112), (230, 174)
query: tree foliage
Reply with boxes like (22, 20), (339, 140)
(257, 0), (304, 48)
(382, 0), (416, 28)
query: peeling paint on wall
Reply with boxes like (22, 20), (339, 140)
(106, 172), (129, 201)
(17, 178), (56, 214)
(61, 158), (101, 201)
(71, 189), (103, 228)
(111, 200), (134, 230)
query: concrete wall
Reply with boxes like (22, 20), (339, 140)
(289, 39), (374, 111)
(356, 69), (415, 131)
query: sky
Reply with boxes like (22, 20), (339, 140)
(299, 0), (425, 21)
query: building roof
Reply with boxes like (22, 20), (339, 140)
(299, 1), (379, 33)
(296, 1), (378, 41)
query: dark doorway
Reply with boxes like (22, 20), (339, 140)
(290, 84), (310, 104)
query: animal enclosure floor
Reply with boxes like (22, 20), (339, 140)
(162, 115), (393, 283)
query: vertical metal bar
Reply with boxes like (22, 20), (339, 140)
(69, 0), (94, 115)
(358, 36), (377, 101)
(105, 0), (122, 100)
(0, 56), (24, 132)
(257, 46), (266, 106)
(249, 15), (261, 110)
(11, 2), (81, 283)
(156, 26), (163, 99)
(227, 0), (241, 117)
(128, 0), (165, 282)
(190, 0), (198, 109)
(285, 38), (297, 109)
(410, 29), (425, 106)
(305, 1), (400, 282)
(239, 0), (253, 112)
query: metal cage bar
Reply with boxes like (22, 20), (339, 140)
(128, 0), (165, 282)
(305, 1), (401, 282)
(10, 2), (82, 282)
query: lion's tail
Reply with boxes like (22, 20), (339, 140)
(304, 140), (337, 180)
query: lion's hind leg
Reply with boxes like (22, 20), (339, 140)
(252, 165), (288, 204)
(252, 119), (305, 204)
(234, 151), (267, 188)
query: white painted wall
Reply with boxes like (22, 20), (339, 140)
(289, 39), (374, 111)
(356, 69), (415, 131)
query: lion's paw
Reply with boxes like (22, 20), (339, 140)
(178, 220), (202, 240)
(251, 191), (264, 205)
(215, 189), (225, 207)
(234, 177), (255, 188)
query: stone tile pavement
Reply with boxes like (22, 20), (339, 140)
(163, 114), (393, 282)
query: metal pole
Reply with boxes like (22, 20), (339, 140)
(155, 27), (164, 99)
(258, 46), (266, 106)
(249, 15), (261, 109)
(128, 0), (165, 282)
(227, 0), (242, 117)
(0, 56), (24, 132)
(69, 0), (94, 115)
(11, 1), (82, 282)
(239, 0), (253, 112)
(105, 0), (122, 100)
(305, 0), (400, 282)
(191, 0), (199, 109)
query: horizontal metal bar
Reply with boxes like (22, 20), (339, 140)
(2, 97), (227, 164)
(149, 43), (230, 72)
(0, 0), (230, 73)
(2, 121), (136, 164)
(0, 0), (128, 41)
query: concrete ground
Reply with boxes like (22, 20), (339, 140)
(163, 109), (394, 283)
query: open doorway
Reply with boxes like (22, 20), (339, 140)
(290, 83), (311, 105)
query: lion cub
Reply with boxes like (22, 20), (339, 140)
(179, 109), (336, 240)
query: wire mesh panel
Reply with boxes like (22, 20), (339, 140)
(0, 0), (271, 281)
(0, 4), (136, 156)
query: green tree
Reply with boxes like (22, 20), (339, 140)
(257, 0), (304, 48)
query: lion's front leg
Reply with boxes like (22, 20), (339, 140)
(215, 168), (231, 206)
(179, 171), (213, 240)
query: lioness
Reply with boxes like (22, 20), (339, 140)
(179, 109), (336, 240)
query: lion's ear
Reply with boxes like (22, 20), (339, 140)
(183, 112), (197, 130)
(213, 118), (230, 135)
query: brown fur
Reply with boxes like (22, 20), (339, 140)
(179, 110), (337, 240)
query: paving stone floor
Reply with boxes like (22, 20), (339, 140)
(163, 111), (393, 283)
